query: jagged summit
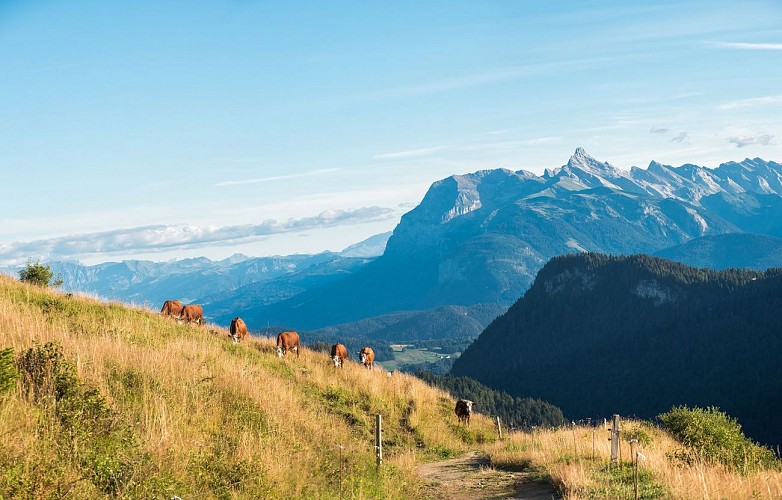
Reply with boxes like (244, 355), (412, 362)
(240, 148), (782, 332)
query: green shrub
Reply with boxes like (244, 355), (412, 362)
(624, 422), (653, 447)
(0, 348), (17, 396)
(16, 342), (77, 402)
(15, 342), (150, 495)
(658, 405), (777, 474)
(18, 260), (63, 288)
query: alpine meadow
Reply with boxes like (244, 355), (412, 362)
(3, 1), (782, 499)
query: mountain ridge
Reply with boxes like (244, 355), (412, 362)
(451, 253), (782, 445)
(244, 149), (782, 331)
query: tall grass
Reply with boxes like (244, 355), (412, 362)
(487, 421), (782, 499)
(0, 276), (496, 498)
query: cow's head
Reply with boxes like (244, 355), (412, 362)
(332, 355), (341, 367)
(230, 333), (239, 344)
(276, 346), (284, 358)
(359, 351), (367, 364)
(464, 400), (474, 413)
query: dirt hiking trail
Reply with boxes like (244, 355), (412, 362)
(417, 451), (562, 500)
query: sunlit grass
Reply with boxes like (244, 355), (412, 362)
(0, 276), (497, 498)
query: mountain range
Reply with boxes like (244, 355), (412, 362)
(451, 253), (782, 446)
(12, 149), (782, 341)
(239, 148), (782, 332)
(1, 233), (390, 315)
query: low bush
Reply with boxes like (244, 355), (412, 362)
(658, 405), (777, 474)
(0, 348), (16, 396)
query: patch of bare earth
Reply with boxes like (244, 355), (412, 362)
(418, 451), (561, 500)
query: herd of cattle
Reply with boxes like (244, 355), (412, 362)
(160, 299), (473, 424)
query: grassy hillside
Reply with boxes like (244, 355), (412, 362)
(487, 421), (782, 499)
(0, 276), (496, 499)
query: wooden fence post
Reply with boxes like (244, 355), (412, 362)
(610, 414), (620, 467)
(375, 414), (383, 468)
(496, 416), (503, 440)
(338, 444), (344, 500)
(630, 439), (638, 500)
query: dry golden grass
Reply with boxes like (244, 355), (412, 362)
(0, 276), (497, 498)
(487, 421), (782, 499)
(6, 275), (776, 499)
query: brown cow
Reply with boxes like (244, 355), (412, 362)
(160, 300), (183, 318)
(359, 347), (374, 370)
(330, 343), (348, 367)
(181, 304), (203, 324)
(455, 399), (474, 427)
(276, 331), (300, 358)
(229, 317), (248, 343)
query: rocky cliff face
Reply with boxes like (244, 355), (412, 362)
(248, 148), (782, 330)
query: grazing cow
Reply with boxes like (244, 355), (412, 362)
(330, 343), (348, 367)
(359, 347), (374, 370)
(229, 317), (248, 343)
(181, 304), (203, 324)
(276, 331), (300, 358)
(160, 300), (183, 318)
(455, 399), (474, 427)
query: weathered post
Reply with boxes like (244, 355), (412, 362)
(630, 440), (640, 500)
(375, 414), (383, 468)
(572, 422), (578, 458)
(609, 414), (621, 467)
(496, 416), (503, 440)
(338, 444), (344, 500)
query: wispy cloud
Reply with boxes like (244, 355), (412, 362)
(649, 127), (670, 134)
(728, 134), (776, 148)
(709, 41), (782, 51)
(373, 136), (562, 160)
(0, 207), (396, 265)
(373, 147), (450, 160)
(718, 94), (782, 110)
(216, 168), (339, 187)
(671, 132), (689, 143)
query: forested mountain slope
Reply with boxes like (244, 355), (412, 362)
(451, 253), (782, 445)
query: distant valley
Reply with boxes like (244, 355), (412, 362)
(10, 149), (782, 374)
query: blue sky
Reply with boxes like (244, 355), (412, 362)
(1, 1), (780, 264)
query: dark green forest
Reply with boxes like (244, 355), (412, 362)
(451, 253), (782, 446)
(415, 371), (567, 429)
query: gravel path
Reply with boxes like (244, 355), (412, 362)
(417, 451), (562, 500)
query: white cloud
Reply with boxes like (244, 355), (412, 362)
(717, 94), (782, 110)
(0, 207), (397, 265)
(709, 41), (782, 51)
(649, 127), (670, 134)
(728, 134), (776, 148)
(671, 132), (689, 143)
(216, 168), (339, 187)
(373, 146), (450, 160)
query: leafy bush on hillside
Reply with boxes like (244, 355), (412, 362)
(18, 260), (63, 288)
(0, 348), (16, 396)
(13, 342), (155, 495)
(659, 405), (777, 474)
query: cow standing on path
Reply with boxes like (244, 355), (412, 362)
(331, 343), (348, 367)
(359, 347), (374, 370)
(276, 331), (300, 358)
(160, 300), (183, 318)
(455, 399), (474, 427)
(181, 304), (204, 324)
(229, 317), (248, 343)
